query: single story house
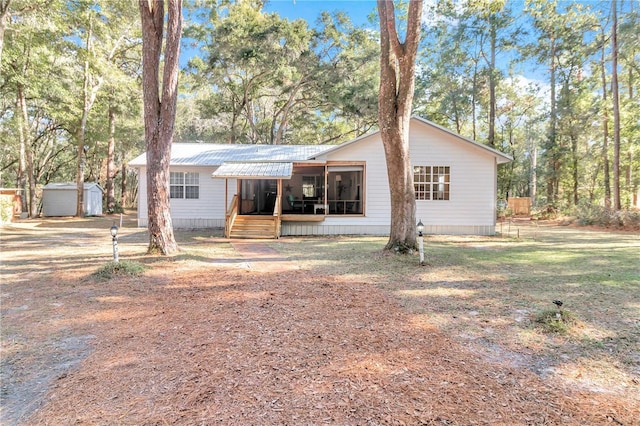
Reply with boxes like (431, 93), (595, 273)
(129, 117), (512, 238)
(42, 182), (104, 217)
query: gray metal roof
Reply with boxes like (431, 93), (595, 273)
(42, 182), (104, 192)
(128, 144), (332, 167)
(128, 118), (512, 169)
(212, 162), (293, 179)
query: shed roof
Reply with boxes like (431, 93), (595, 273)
(212, 162), (293, 179)
(42, 182), (104, 192)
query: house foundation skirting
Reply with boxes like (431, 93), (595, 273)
(137, 218), (225, 229)
(136, 219), (496, 236)
(280, 224), (497, 236)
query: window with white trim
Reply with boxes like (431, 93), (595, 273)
(414, 166), (450, 200)
(170, 172), (199, 199)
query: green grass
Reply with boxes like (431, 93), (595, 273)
(93, 260), (147, 279)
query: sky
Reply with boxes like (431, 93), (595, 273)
(262, 0), (379, 28)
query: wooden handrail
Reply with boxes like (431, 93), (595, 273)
(225, 194), (238, 238)
(273, 193), (282, 238)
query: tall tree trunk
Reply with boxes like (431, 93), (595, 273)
(75, 14), (103, 217)
(487, 19), (497, 147)
(0, 0), (10, 66)
(530, 131), (537, 205)
(106, 104), (116, 213)
(600, 30), (611, 209)
(627, 19), (635, 209)
(611, 0), (621, 210)
(546, 36), (558, 207)
(377, 0), (423, 253)
(571, 134), (578, 205)
(16, 90), (27, 214)
(139, 0), (182, 255)
(76, 16), (91, 217)
(120, 161), (127, 208)
(471, 57), (479, 141)
(17, 84), (35, 217)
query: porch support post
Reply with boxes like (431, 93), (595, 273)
(224, 179), (228, 211)
(276, 179), (283, 238)
(324, 165), (328, 205)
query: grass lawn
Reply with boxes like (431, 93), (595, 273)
(1, 215), (638, 424)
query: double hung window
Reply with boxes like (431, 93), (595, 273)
(170, 172), (199, 199)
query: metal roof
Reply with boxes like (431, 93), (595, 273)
(128, 144), (332, 167)
(212, 162), (293, 179)
(42, 182), (104, 192)
(128, 119), (513, 169)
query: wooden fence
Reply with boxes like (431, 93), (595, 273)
(507, 197), (531, 215)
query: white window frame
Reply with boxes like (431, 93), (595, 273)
(414, 166), (450, 201)
(170, 172), (200, 199)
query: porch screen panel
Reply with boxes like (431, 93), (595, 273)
(327, 165), (364, 214)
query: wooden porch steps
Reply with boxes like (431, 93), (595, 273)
(229, 215), (278, 239)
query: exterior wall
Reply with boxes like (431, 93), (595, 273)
(308, 120), (500, 235)
(408, 123), (498, 230)
(43, 190), (77, 216)
(86, 188), (103, 215)
(318, 133), (392, 230)
(133, 120), (504, 236)
(42, 185), (103, 216)
(136, 166), (233, 228)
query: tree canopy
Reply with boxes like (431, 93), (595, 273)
(0, 0), (638, 217)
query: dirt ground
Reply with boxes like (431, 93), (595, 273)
(1, 215), (638, 425)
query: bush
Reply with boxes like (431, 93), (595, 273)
(534, 308), (577, 334)
(93, 260), (146, 280)
(0, 197), (13, 223)
(105, 201), (125, 215)
(573, 204), (640, 229)
(532, 204), (559, 220)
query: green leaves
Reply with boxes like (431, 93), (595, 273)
(182, 3), (378, 144)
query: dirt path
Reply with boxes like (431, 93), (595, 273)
(230, 240), (300, 272)
(1, 217), (638, 425)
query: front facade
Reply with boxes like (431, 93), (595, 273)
(129, 117), (512, 237)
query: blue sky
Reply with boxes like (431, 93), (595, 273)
(263, 0), (378, 28)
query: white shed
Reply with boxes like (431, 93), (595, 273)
(42, 182), (104, 217)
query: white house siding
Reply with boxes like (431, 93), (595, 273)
(131, 118), (508, 236)
(280, 132), (394, 236)
(293, 121), (501, 236)
(136, 166), (233, 228)
(409, 123), (498, 234)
